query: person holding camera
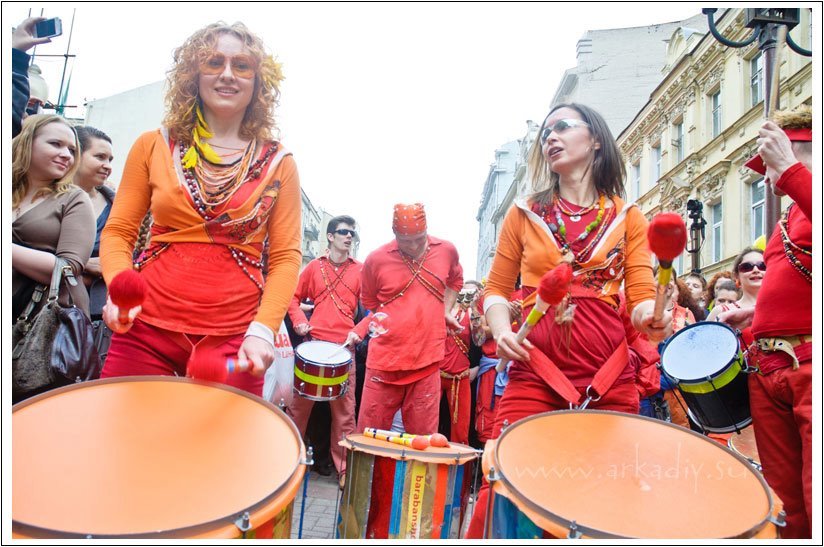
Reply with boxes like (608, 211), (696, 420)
(719, 105), (812, 539)
(99, 22), (301, 395)
(12, 17), (57, 137)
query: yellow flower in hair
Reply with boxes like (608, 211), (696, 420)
(260, 54), (284, 91)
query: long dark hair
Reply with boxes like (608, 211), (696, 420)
(528, 103), (626, 207)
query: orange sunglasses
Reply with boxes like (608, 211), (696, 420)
(199, 52), (258, 79)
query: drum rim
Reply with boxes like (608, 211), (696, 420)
(12, 376), (306, 539)
(295, 340), (352, 366)
(491, 409), (776, 539)
(660, 320), (741, 382)
(344, 434), (481, 463)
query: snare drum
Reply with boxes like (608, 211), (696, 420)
(660, 321), (751, 433)
(12, 377), (307, 539)
(337, 434), (479, 539)
(729, 426), (762, 471)
(294, 340), (351, 401)
(484, 411), (782, 539)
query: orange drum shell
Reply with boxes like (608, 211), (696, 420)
(484, 410), (778, 539)
(12, 377), (306, 539)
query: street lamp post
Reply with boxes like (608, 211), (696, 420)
(702, 8), (811, 240)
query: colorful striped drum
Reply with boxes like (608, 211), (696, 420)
(484, 411), (784, 539)
(12, 377), (307, 539)
(337, 434), (479, 539)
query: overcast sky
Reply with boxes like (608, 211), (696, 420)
(5, 2), (705, 278)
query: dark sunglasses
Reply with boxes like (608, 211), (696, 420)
(540, 119), (589, 143)
(334, 229), (357, 238)
(738, 261), (766, 273)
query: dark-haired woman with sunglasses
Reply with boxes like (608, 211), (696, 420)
(98, 22), (301, 395)
(706, 247), (764, 325)
(465, 103), (669, 538)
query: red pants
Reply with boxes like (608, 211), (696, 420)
(286, 362), (356, 476)
(475, 368), (498, 443)
(102, 319), (264, 397)
(749, 363), (812, 539)
(440, 372), (470, 444)
(356, 367), (440, 435)
(464, 366), (638, 539)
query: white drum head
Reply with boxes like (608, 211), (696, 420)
(661, 322), (739, 381)
(295, 340), (351, 365)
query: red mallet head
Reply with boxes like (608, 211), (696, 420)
(187, 348), (229, 384)
(429, 433), (449, 448)
(410, 436), (430, 450)
(538, 263), (573, 306)
(108, 269), (147, 323)
(647, 213), (688, 267)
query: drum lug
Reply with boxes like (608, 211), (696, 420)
(302, 445), (315, 466)
(487, 466), (500, 483)
(567, 520), (583, 539)
(235, 511), (252, 536)
(769, 510), (787, 528)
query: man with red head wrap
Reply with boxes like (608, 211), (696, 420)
(720, 105), (812, 539)
(357, 203), (464, 435)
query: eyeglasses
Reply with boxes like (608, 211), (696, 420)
(199, 52), (258, 79)
(738, 261), (766, 273)
(540, 119), (589, 143)
(334, 229), (357, 238)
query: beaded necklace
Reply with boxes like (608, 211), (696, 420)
(779, 205), (812, 283)
(400, 250), (447, 301)
(451, 309), (470, 356)
(557, 195), (598, 222)
(546, 194), (612, 264)
(318, 258), (356, 320)
(379, 245), (442, 308)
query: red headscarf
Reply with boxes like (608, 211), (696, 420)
(392, 203), (427, 235)
(745, 127), (812, 175)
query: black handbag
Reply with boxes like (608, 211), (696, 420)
(12, 258), (102, 401)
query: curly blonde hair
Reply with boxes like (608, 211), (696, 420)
(162, 22), (284, 144)
(12, 114), (81, 209)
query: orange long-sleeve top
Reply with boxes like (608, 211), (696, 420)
(484, 197), (655, 316)
(100, 129), (302, 335)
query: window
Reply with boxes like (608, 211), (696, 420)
(711, 90), (722, 138)
(673, 122), (684, 162)
(712, 202), (723, 263)
(751, 178), (766, 241)
(750, 53), (763, 106)
(631, 162), (641, 200)
(650, 144), (661, 183)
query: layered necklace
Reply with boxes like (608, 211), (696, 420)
(540, 193), (612, 264)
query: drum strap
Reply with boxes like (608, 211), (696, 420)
(526, 340), (629, 408)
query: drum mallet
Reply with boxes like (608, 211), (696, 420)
(647, 213), (688, 322)
(495, 263), (572, 373)
(367, 428), (450, 448)
(108, 269), (147, 325)
(363, 428), (430, 450)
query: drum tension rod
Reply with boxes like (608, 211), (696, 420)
(567, 520), (583, 539)
(302, 446), (315, 466)
(769, 510), (787, 528)
(235, 511), (252, 536)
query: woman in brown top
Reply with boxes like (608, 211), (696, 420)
(12, 114), (95, 319)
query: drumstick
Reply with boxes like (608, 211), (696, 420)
(495, 263), (572, 373)
(108, 270), (147, 324)
(368, 428), (450, 448)
(363, 428), (430, 450)
(647, 213), (688, 322)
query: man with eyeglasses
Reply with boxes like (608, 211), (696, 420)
(357, 203), (464, 437)
(286, 215), (370, 490)
(720, 105), (812, 539)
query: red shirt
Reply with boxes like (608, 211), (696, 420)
(439, 309), (471, 375)
(751, 163), (812, 371)
(361, 235), (463, 372)
(287, 256), (367, 344)
(752, 163), (812, 339)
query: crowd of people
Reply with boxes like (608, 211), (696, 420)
(10, 17), (812, 540)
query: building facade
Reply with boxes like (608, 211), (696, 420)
(476, 140), (521, 279)
(551, 14), (708, 138)
(617, 8), (813, 279)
